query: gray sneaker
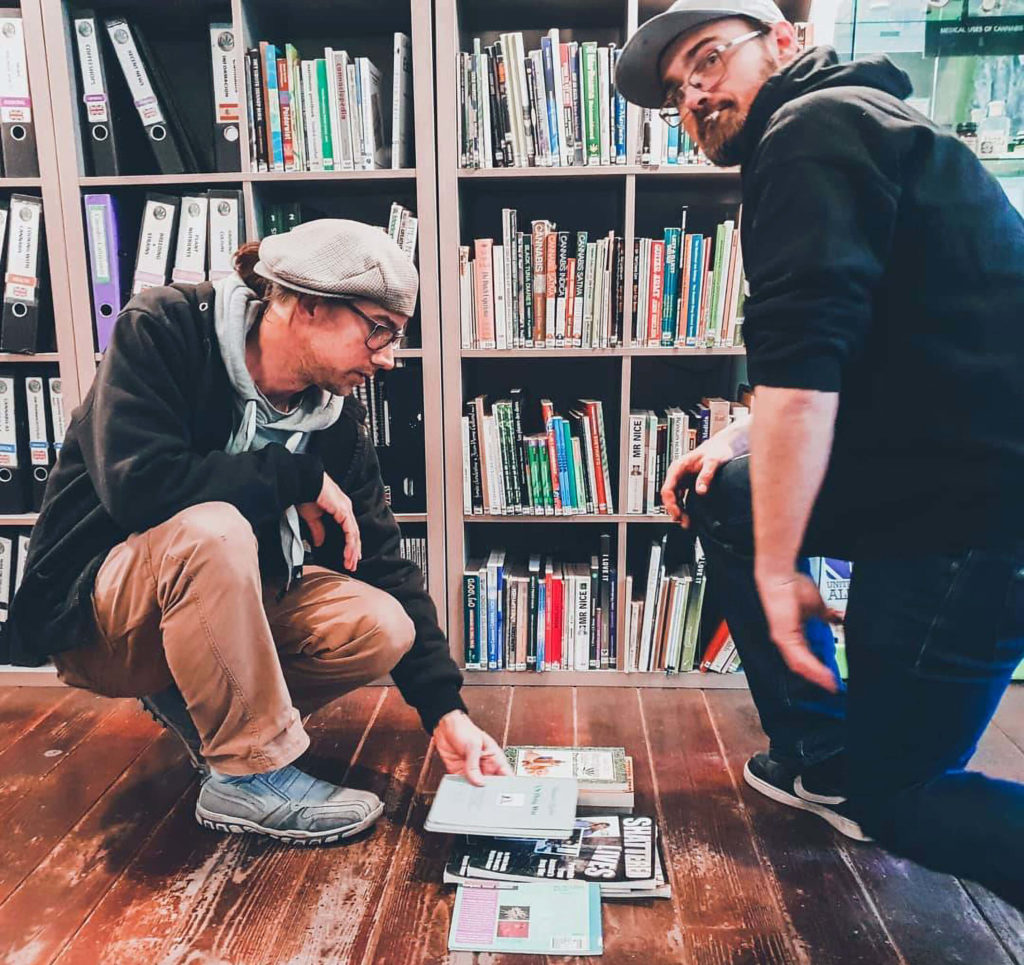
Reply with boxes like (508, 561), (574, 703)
(195, 764), (384, 845)
(139, 685), (208, 776)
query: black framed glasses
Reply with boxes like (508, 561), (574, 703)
(658, 28), (766, 128)
(347, 301), (408, 351)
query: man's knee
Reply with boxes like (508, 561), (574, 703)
(687, 456), (753, 547)
(167, 502), (257, 561)
(367, 595), (416, 673)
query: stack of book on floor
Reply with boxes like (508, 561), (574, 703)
(463, 537), (619, 672)
(460, 214), (624, 349)
(462, 392), (614, 517)
(428, 746), (668, 954)
(458, 31), (627, 169)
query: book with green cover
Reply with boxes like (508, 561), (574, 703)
(448, 881), (602, 956)
(316, 58), (334, 170)
(581, 43), (600, 163)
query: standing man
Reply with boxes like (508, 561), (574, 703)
(617, 0), (1024, 906)
(9, 219), (510, 845)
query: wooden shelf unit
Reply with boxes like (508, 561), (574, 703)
(436, 0), (749, 686)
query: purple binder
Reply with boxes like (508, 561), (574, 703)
(83, 193), (123, 352)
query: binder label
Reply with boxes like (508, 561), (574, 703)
(4, 197), (40, 302)
(133, 200), (175, 292)
(74, 19), (110, 123)
(86, 202), (111, 283)
(0, 378), (17, 468)
(106, 19), (165, 126)
(49, 378), (66, 452)
(25, 377), (48, 466)
(172, 196), (209, 283)
(209, 25), (239, 124)
(208, 195), (239, 280)
(0, 536), (11, 611)
(0, 17), (31, 124)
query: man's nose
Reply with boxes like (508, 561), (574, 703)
(681, 85), (709, 116)
(371, 343), (397, 371)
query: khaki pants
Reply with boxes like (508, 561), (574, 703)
(54, 502), (415, 775)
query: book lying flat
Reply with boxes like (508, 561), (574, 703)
(425, 775), (579, 838)
(504, 745), (634, 809)
(444, 814), (669, 898)
(448, 881), (603, 955)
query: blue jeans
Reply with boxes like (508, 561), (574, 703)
(689, 456), (1024, 909)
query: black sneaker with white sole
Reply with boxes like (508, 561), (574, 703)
(743, 752), (872, 842)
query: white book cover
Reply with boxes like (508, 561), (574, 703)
(302, 60), (323, 171)
(645, 411), (658, 513)
(476, 47), (492, 169)
(332, 50), (354, 171)
(346, 61), (363, 169)
(458, 246), (473, 348)
(492, 248), (507, 351)
(637, 539), (664, 673)
(576, 564), (591, 671)
(358, 58), (389, 169)
(323, 47), (345, 173)
(484, 415), (505, 514)
(597, 46), (611, 166)
(461, 415), (472, 514)
(426, 775), (578, 838)
(510, 33), (533, 166)
(131, 197), (176, 295)
(528, 49), (550, 167)
(626, 411), (646, 514)
(171, 195), (209, 284)
(581, 241), (596, 348)
(391, 33), (413, 169)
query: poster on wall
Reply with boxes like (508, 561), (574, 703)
(924, 0), (1024, 56)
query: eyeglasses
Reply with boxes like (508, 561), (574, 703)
(659, 28), (766, 128)
(347, 301), (408, 351)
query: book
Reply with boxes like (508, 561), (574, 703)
(425, 775), (578, 839)
(444, 814), (667, 899)
(448, 881), (602, 955)
(504, 746), (633, 809)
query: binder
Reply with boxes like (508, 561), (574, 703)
(207, 189), (242, 282)
(72, 12), (121, 176)
(47, 376), (65, 462)
(131, 193), (179, 296)
(0, 533), (12, 657)
(83, 193), (127, 350)
(208, 23), (240, 171)
(0, 194), (43, 353)
(13, 530), (28, 594)
(22, 371), (51, 510)
(104, 17), (191, 174)
(171, 193), (209, 284)
(0, 10), (38, 177)
(0, 374), (27, 513)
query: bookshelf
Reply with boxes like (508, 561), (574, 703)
(435, 0), (750, 688)
(0, 0), (446, 685)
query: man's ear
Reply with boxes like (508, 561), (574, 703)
(769, 21), (800, 66)
(294, 293), (319, 323)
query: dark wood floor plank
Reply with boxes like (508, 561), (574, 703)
(0, 733), (196, 965)
(0, 699), (160, 906)
(252, 688), (433, 965)
(0, 687), (72, 754)
(641, 689), (803, 965)
(993, 685), (1024, 757)
(362, 687), (513, 965)
(573, 686), (687, 963)
(0, 689), (116, 815)
(961, 882), (1024, 965)
(54, 688), (383, 965)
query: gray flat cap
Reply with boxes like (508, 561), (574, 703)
(254, 218), (419, 317)
(616, 0), (786, 109)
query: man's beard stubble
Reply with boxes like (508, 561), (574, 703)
(696, 54), (779, 167)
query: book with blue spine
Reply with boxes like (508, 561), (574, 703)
(660, 227), (681, 345)
(540, 37), (561, 165)
(261, 43), (284, 171)
(553, 417), (572, 514)
(612, 46), (627, 163)
(685, 234), (704, 345)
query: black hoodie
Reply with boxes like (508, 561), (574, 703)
(736, 47), (1024, 555)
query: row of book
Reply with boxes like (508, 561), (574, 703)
(0, 371), (64, 515)
(0, 527), (33, 662)
(626, 396), (750, 516)
(623, 536), (714, 674)
(261, 200), (419, 260)
(459, 32), (627, 170)
(461, 394), (614, 517)
(245, 35), (412, 174)
(84, 191), (243, 351)
(633, 214), (745, 348)
(398, 536), (427, 587)
(636, 113), (708, 168)
(0, 195), (49, 354)
(462, 537), (618, 672)
(351, 363), (427, 513)
(459, 216), (625, 350)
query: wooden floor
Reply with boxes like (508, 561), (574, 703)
(0, 686), (1022, 965)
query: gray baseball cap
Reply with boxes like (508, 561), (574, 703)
(615, 0), (786, 109)
(254, 218), (419, 317)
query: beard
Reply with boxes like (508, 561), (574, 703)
(693, 53), (779, 166)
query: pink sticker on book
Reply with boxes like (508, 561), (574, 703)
(453, 888), (499, 945)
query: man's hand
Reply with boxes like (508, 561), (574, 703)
(434, 710), (513, 786)
(661, 416), (751, 527)
(297, 472), (362, 571)
(756, 568), (843, 693)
